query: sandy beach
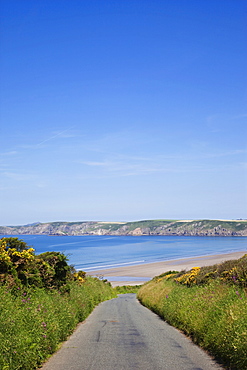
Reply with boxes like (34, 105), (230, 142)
(87, 251), (246, 287)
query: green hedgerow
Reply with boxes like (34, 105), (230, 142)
(138, 255), (247, 370)
(0, 278), (116, 370)
(0, 237), (117, 369)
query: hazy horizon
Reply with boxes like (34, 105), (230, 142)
(2, 218), (246, 228)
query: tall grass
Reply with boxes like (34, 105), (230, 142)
(114, 284), (141, 294)
(0, 278), (116, 370)
(138, 257), (247, 370)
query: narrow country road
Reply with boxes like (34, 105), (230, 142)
(41, 294), (222, 370)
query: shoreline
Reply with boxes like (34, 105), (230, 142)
(87, 250), (246, 287)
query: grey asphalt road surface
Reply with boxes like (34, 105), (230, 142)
(41, 294), (223, 370)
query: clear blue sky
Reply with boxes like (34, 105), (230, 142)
(0, 0), (246, 225)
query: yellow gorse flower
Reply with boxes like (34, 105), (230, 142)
(157, 272), (177, 282)
(73, 271), (85, 283)
(8, 248), (35, 260)
(175, 267), (201, 285)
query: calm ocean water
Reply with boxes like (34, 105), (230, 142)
(2, 235), (247, 271)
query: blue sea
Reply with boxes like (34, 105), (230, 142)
(3, 235), (247, 272)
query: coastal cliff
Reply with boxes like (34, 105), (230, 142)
(0, 219), (247, 236)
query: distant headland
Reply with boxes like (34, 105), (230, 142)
(1, 219), (247, 236)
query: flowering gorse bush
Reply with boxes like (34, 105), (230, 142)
(173, 254), (247, 287)
(0, 237), (81, 290)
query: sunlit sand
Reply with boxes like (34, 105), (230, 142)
(87, 251), (246, 287)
